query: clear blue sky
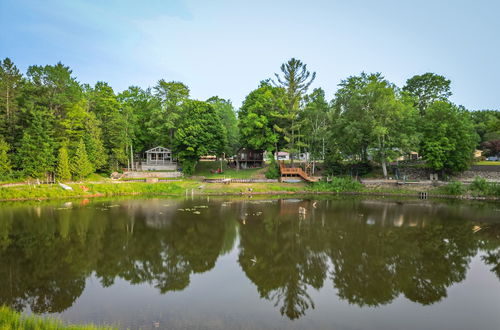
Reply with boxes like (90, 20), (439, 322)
(1, 0), (499, 110)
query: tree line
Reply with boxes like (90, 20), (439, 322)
(0, 57), (499, 180)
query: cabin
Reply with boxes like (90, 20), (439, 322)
(141, 146), (177, 171)
(236, 148), (264, 169)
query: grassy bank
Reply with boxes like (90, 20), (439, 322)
(0, 180), (307, 201)
(1, 177), (499, 202)
(0, 306), (115, 330)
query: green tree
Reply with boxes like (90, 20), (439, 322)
(17, 107), (56, 179)
(83, 112), (107, 171)
(88, 82), (128, 170)
(273, 58), (316, 163)
(55, 143), (71, 181)
(71, 139), (94, 180)
(0, 58), (23, 146)
(0, 137), (12, 179)
(118, 86), (160, 152)
(420, 101), (478, 173)
(331, 73), (419, 177)
(238, 81), (285, 152)
(403, 73), (452, 115)
(207, 96), (239, 155)
(149, 80), (189, 148)
(174, 100), (225, 175)
(300, 88), (330, 173)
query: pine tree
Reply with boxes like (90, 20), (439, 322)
(17, 107), (56, 179)
(71, 139), (93, 180)
(0, 58), (23, 146)
(55, 144), (71, 181)
(84, 112), (107, 171)
(0, 137), (12, 179)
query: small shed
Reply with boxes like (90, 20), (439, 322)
(236, 148), (264, 169)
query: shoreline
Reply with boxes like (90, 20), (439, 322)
(1, 181), (499, 202)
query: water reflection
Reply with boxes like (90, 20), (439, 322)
(0, 197), (499, 322)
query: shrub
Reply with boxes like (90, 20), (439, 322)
(441, 181), (464, 195)
(470, 177), (488, 192)
(265, 156), (280, 179)
(309, 177), (363, 193)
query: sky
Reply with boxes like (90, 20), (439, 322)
(1, 0), (499, 110)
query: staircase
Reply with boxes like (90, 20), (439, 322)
(279, 161), (317, 182)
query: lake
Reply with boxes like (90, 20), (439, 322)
(0, 196), (499, 329)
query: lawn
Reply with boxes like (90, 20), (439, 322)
(474, 161), (500, 165)
(194, 161), (267, 179)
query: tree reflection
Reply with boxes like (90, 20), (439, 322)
(237, 200), (328, 319)
(0, 199), (236, 312)
(0, 197), (498, 320)
(237, 198), (492, 319)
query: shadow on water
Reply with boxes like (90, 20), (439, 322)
(0, 196), (499, 321)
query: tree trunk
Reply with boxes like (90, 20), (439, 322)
(382, 160), (388, 179)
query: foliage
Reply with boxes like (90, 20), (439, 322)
(207, 96), (239, 155)
(308, 177), (363, 193)
(441, 181), (465, 195)
(0, 305), (115, 329)
(0, 138), (12, 180)
(238, 81), (285, 152)
(71, 139), (94, 181)
(469, 177), (500, 197)
(88, 82), (128, 170)
(273, 58), (316, 161)
(403, 72), (452, 115)
(481, 140), (500, 157)
(331, 73), (419, 177)
(420, 101), (478, 173)
(55, 144), (71, 181)
(17, 107), (55, 179)
(174, 100), (226, 175)
(148, 80), (189, 148)
(0, 58), (23, 147)
(300, 88), (329, 162)
(265, 155), (280, 179)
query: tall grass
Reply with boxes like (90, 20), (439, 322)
(470, 177), (500, 197)
(308, 177), (363, 193)
(0, 306), (115, 330)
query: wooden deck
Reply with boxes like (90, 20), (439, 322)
(279, 161), (317, 182)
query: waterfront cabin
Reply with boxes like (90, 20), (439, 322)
(141, 146), (177, 171)
(236, 148), (264, 169)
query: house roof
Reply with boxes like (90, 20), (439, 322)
(145, 146), (171, 153)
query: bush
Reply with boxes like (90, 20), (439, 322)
(324, 159), (373, 177)
(265, 156), (280, 179)
(441, 181), (464, 195)
(308, 177), (363, 193)
(470, 177), (488, 192)
(469, 177), (500, 197)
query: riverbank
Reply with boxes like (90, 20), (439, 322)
(0, 178), (499, 202)
(0, 306), (115, 330)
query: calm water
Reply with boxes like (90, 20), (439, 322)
(0, 196), (499, 329)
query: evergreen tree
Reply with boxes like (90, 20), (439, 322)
(84, 112), (107, 171)
(55, 143), (71, 181)
(0, 137), (12, 180)
(0, 58), (23, 146)
(71, 139), (93, 180)
(88, 82), (128, 170)
(273, 58), (316, 163)
(17, 107), (55, 179)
